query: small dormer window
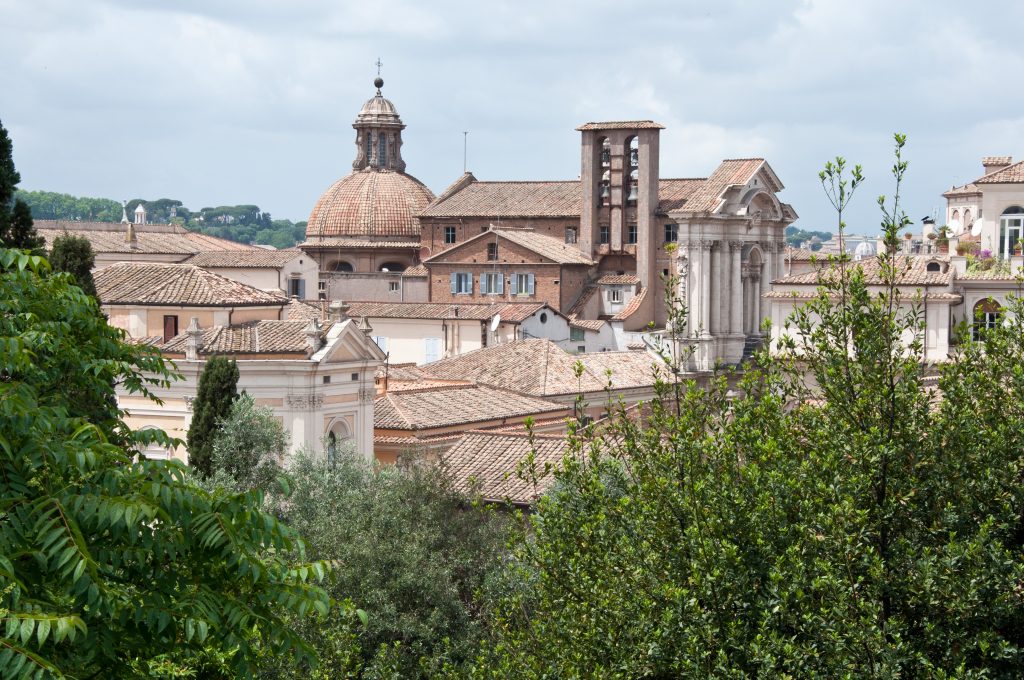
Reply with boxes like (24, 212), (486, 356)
(926, 261), (941, 272)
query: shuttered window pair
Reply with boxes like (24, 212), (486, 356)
(480, 272), (503, 294)
(510, 273), (535, 296)
(450, 272), (473, 294)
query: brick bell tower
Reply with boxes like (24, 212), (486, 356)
(578, 121), (663, 294)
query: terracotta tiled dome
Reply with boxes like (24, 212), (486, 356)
(306, 168), (435, 239)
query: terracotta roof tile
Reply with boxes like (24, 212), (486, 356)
(374, 383), (567, 430)
(611, 286), (647, 320)
(96, 262), (288, 306)
(490, 229), (595, 265)
(306, 168), (435, 238)
(420, 180), (581, 219)
(160, 320), (324, 356)
(786, 247), (820, 261)
(773, 256), (952, 287)
(425, 338), (665, 397)
(569, 318), (606, 332)
(982, 156), (1013, 165)
(575, 120), (665, 131)
(443, 431), (568, 504)
(942, 182), (982, 198)
(975, 160), (1024, 184)
(678, 158), (765, 213)
(657, 178), (706, 212)
(596, 273), (640, 285)
(345, 300), (547, 322)
(404, 263), (428, 276)
(286, 298), (327, 321)
(185, 248), (305, 268)
(38, 221), (254, 256)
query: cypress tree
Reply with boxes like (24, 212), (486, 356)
(50, 233), (97, 296)
(0, 119), (44, 253)
(187, 355), (239, 477)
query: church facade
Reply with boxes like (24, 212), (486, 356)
(301, 80), (797, 369)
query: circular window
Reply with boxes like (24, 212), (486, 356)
(540, 312), (548, 324)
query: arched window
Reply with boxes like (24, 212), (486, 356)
(951, 209), (960, 222)
(999, 206), (1024, 258)
(379, 262), (406, 273)
(972, 298), (1003, 340)
(331, 261), (354, 273)
(963, 208), (972, 226)
(378, 134), (387, 167)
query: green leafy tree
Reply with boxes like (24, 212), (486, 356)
(208, 393), (289, 493)
(467, 136), (1024, 677)
(0, 249), (331, 678)
(254, 450), (512, 679)
(49, 233), (96, 296)
(0, 121), (44, 253)
(187, 356), (239, 478)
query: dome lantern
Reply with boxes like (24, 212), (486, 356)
(352, 77), (406, 172)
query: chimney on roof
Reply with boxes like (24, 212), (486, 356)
(982, 156), (1012, 175)
(328, 299), (349, 322)
(125, 222), (137, 248)
(305, 319), (323, 353)
(185, 317), (202, 360)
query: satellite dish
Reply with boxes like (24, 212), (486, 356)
(418, 246), (432, 260)
(489, 314), (501, 332)
(971, 217), (984, 237)
(948, 219), (963, 235)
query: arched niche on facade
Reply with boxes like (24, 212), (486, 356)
(738, 188), (783, 220)
(378, 262), (407, 273)
(330, 260), (355, 273)
(325, 418), (353, 466)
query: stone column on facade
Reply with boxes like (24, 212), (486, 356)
(758, 242), (773, 330)
(700, 240), (712, 337)
(750, 272), (762, 335)
(687, 241), (701, 337)
(729, 241), (744, 335)
(709, 241), (721, 335)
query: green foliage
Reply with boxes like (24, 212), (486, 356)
(14, 191), (122, 222)
(209, 393), (288, 493)
(468, 136), (1024, 677)
(256, 451), (512, 678)
(785, 225), (832, 250)
(49, 234), (96, 297)
(187, 356), (239, 478)
(0, 121), (44, 254)
(0, 249), (332, 677)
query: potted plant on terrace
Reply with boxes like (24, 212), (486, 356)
(935, 225), (951, 254)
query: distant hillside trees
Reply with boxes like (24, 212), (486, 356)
(785, 225), (832, 250)
(17, 189), (309, 247)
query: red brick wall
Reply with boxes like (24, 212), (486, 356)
(428, 262), (588, 313)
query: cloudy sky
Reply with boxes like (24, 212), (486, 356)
(3, 0), (1023, 234)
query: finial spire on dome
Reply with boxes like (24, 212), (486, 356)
(374, 57), (383, 94)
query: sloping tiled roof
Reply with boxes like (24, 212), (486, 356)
(374, 383), (567, 430)
(185, 248), (305, 268)
(569, 318), (606, 332)
(96, 262), (287, 306)
(657, 178), (706, 212)
(443, 431), (568, 504)
(942, 183), (982, 198)
(957, 268), (1024, 281)
(679, 158), (765, 213)
(306, 168), (435, 238)
(773, 256), (952, 287)
(975, 160), (1024, 184)
(492, 229), (595, 265)
(424, 338), (664, 397)
(160, 320), (322, 356)
(786, 247), (819, 261)
(420, 181), (581, 219)
(345, 300), (546, 322)
(596, 273), (640, 285)
(286, 298), (327, 321)
(37, 222), (255, 256)
(404, 263), (428, 276)
(576, 120), (665, 131)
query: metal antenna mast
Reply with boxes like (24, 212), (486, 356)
(463, 131), (468, 173)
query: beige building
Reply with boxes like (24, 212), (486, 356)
(182, 248), (319, 299)
(95, 262), (288, 342)
(124, 316), (384, 462)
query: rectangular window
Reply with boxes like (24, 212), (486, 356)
(323, 375), (331, 384)
(570, 327), (585, 342)
(510, 273), (535, 296)
(608, 289), (623, 304)
(627, 223), (638, 244)
(389, 281), (400, 292)
(317, 280), (327, 300)
(487, 242), (499, 261)
(288, 277), (305, 298)
(162, 315), (178, 343)
(599, 225), (610, 244)
(565, 227), (577, 244)
(444, 226), (456, 244)
(664, 223), (678, 243)
(480, 272), (503, 294)
(450, 272), (473, 295)
(424, 337), (442, 363)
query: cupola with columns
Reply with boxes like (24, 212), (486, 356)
(351, 77), (407, 173)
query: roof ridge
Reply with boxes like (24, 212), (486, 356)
(464, 429), (567, 440)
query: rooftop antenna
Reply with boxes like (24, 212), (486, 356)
(463, 131), (469, 173)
